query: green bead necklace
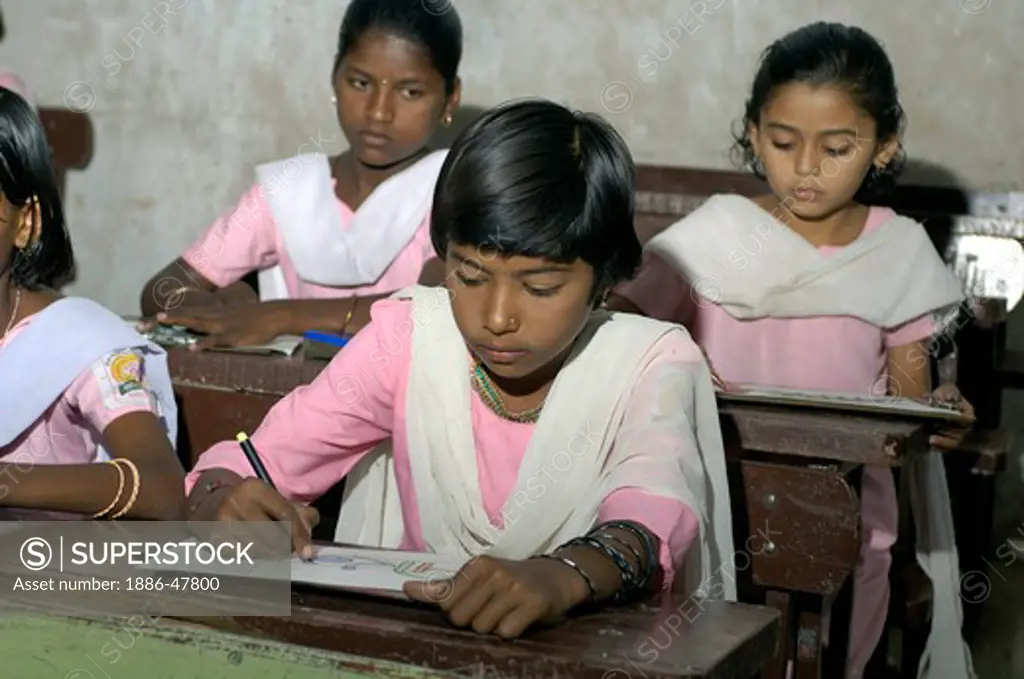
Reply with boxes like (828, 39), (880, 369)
(470, 362), (544, 424)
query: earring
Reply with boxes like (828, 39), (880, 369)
(442, 114), (453, 127)
(330, 95), (337, 106)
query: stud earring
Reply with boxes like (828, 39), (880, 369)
(330, 95), (337, 106)
(442, 114), (453, 127)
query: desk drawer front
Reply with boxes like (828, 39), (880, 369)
(738, 461), (860, 594)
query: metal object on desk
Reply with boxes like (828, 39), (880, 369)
(140, 322), (200, 347)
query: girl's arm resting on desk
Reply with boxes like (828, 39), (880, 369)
(154, 256), (446, 348)
(140, 257), (256, 317)
(404, 520), (664, 639)
(0, 411), (186, 520)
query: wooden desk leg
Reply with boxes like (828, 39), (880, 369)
(794, 608), (824, 679)
(762, 590), (794, 679)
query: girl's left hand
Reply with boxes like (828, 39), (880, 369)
(926, 383), (976, 450)
(155, 302), (291, 350)
(403, 555), (587, 639)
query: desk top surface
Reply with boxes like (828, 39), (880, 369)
(0, 510), (779, 679)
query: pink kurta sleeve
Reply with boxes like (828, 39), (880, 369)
(181, 183), (280, 288)
(884, 313), (937, 348)
(614, 252), (696, 325)
(596, 332), (712, 590)
(185, 299), (409, 500)
(66, 349), (162, 433)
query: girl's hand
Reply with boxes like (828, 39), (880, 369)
(403, 555), (588, 639)
(214, 478), (318, 559)
(926, 383), (976, 450)
(155, 302), (292, 350)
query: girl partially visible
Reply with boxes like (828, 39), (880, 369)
(608, 22), (973, 679)
(185, 99), (736, 638)
(139, 0), (463, 349)
(0, 88), (186, 520)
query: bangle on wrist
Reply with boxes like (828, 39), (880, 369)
(532, 553), (597, 603)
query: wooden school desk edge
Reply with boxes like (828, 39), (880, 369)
(0, 600), (458, 679)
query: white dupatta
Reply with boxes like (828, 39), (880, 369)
(647, 194), (962, 329)
(647, 195), (974, 679)
(340, 286), (737, 601)
(254, 150), (447, 300)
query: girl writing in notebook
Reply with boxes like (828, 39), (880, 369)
(0, 88), (185, 520)
(185, 99), (736, 638)
(139, 0), (463, 349)
(607, 22), (973, 679)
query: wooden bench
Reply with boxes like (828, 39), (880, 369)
(39, 107), (94, 194)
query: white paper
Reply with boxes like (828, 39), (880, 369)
(290, 546), (464, 594)
(209, 334), (304, 356)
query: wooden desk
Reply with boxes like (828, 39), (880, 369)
(0, 511), (780, 679)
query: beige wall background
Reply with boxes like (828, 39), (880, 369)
(1, 0), (1019, 312)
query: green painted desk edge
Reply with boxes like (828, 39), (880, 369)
(0, 602), (457, 679)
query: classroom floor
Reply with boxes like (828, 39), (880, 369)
(971, 554), (1024, 678)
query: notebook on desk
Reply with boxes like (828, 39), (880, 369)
(716, 384), (974, 424)
(207, 334), (304, 357)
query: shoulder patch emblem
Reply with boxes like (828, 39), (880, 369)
(104, 350), (144, 395)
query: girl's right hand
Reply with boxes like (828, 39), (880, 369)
(214, 478), (319, 560)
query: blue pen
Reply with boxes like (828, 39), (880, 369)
(303, 330), (350, 348)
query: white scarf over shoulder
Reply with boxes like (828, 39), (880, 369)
(254, 150), (447, 300)
(338, 285), (736, 602)
(647, 194), (963, 330)
(646, 195), (974, 679)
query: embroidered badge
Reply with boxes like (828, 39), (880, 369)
(91, 349), (154, 412)
(106, 350), (144, 395)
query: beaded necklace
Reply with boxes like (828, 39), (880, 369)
(469, 361), (544, 424)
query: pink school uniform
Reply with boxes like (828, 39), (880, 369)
(615, 196), (968, 677)
(0, 298), (176, 466)
(181, 151), (445, 301)
(186, 288), (739, 595)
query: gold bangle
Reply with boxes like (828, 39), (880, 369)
(339, 296), (358, 334)
(92, 461), (125, 519)
(109, 459), (141, 519)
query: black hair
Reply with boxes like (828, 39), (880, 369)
(732, 22), (907, 203)
(0, 87), (75, 290)
(430, 98), (641, 298)
(333, 0), (462, 95)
